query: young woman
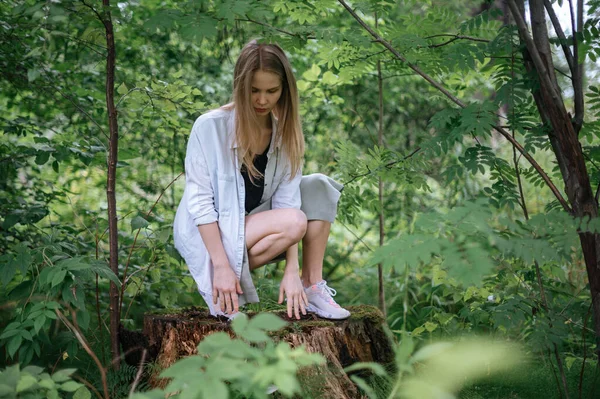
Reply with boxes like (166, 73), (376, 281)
(173, 40), (349, 320)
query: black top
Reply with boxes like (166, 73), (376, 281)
(241, 143), (270, 213)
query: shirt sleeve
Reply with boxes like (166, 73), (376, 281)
(271, 160), (302, 210)
(184, 119), (219, 225)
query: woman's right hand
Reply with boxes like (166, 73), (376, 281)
(212, 264), (243, 314)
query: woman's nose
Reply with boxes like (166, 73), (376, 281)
(257, 93), (267, 105)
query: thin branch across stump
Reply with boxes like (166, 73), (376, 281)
(121, 305), (394, 398)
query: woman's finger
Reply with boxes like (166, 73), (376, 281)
(232, 291), (239, 313)
(302, 291), (309, 308)
(286, 294), (292, 318)
(218, 291), (225, 312)
(299, 295), (306, 316)
(224, 291), (233, 314)
(293, 295), (300, 320)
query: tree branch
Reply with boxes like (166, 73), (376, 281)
(543, 0), (575, 75)
(425, 34), (491, 43)
(572, 0), (585, 133)
(426, 34), (491, 48)
(237, 16), (315, 39)
(338, 0), (571, 213)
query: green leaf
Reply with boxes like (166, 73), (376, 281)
(51, 269), (67, 288)
(52, 369), (77, 383)
(38, 377), (55, 390)
(424, 321), (438, 332)
(59, 381), (82, 392)
(73, 386), (92, 399)
(7, 335), (23, 358)
(22, 365), (44, 376)
(396, 335), (415, 364)
(202, 378), (228, 399)
(231, 313), (249, 336)
(350, 375), (377, 399)
(344, 362), (387, 376)
(88, 261), (121, 287)
(131, 215), (149, 231)
(117, 82), (128, 95)
(16, 374), (37, 393)
(565, 356), (577, 370)
(0, 364), (20, 388)
(302, 64), (321, 82)
(248, 313), (287, 331)
(321, 70), (338, 85)
(27, 69), (40, 82)
(0, 327), (20, 340)
(0, 384), (13, 395)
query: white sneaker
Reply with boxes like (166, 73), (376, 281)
(304, 280), (350, 320)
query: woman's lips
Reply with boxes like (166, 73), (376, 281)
(255, 107), (268, 113)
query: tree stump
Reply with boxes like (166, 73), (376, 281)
(121, 305), (394, 399)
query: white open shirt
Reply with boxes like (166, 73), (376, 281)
(173, 108), (301, 305)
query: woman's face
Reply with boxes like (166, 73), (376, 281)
(251, 69), (282, 117)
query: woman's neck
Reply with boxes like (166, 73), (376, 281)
(257, 112), (272, 131)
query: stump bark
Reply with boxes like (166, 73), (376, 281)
(121, 305), (394, 399)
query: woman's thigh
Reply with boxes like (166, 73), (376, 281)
(245, 208), (307, 249)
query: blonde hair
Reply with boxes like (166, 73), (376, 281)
(224, 40), (304, 180)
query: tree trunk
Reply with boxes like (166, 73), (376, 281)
(121, 305), (394, 399)
(101, 0), (121, 370)
(508, 0), (600, 362)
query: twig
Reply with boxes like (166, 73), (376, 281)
(118, 172), (184, 315)
(237, 16), (315, 39)
(339, 221), (373, 252)
(129, 349), (147, 396)
(46, 85), (108, 139)
(55, 309), (109, 399)
(80, 0), (108, 31)
(425, 33), (492, 43)
(376, 11), (387, 319)
(428, 35), (490, 48)
(579, 303), (593, 399)
(343, 147), (421, 186)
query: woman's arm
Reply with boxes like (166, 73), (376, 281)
(185, 117), (242, 314)
(278, 242), (308, 319)
(197, 223), (243, 315)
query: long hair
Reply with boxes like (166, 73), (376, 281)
(224, 40), (304, 180)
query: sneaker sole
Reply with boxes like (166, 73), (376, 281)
(306, 305), (351, 320)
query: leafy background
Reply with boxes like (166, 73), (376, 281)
(1, 0), (600, 397)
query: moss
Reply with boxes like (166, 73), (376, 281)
(347, 304), (385, 324)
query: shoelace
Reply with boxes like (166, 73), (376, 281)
(316, 280), (337, 298)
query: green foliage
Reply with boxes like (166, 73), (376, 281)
(341, 334), (522, 399)
(131, 313), (324, 399)
(1, 0), (599, 396)
(0, 365), (90, 399)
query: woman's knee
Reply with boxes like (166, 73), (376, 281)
(283, 208), (307, 242)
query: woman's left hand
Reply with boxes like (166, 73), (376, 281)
(279, 270), (308, 320)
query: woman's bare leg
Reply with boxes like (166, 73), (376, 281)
(301, 220), (330, 287)
(246, 208), (307, 269)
